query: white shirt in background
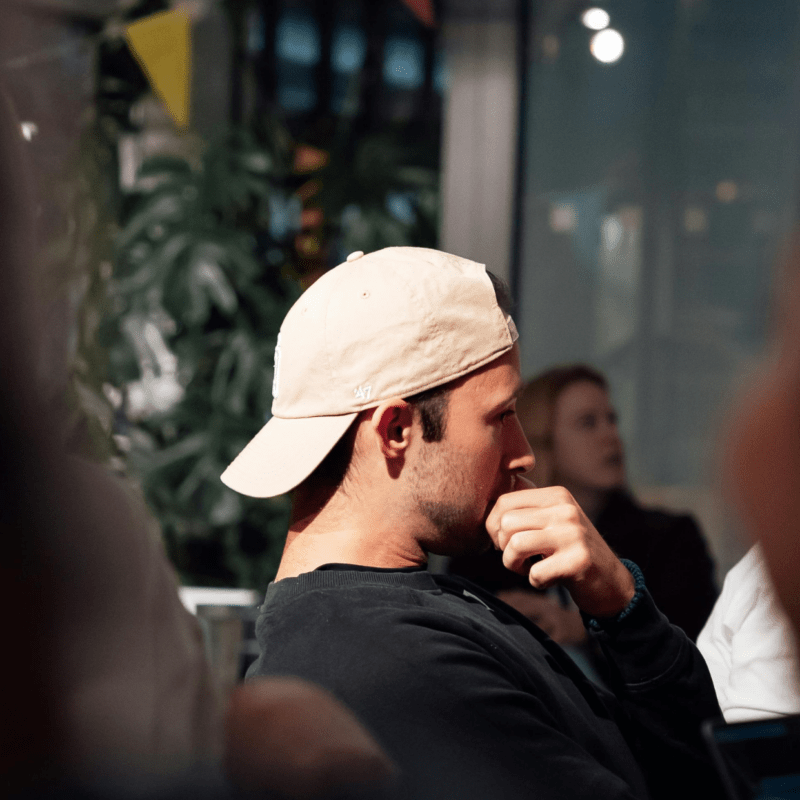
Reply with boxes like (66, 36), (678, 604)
(697, 544), (800, 722)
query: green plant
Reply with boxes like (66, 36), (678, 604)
(104, 125), (300, 588)
(293, 125), (440, 266)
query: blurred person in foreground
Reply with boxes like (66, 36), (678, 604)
(225, 247), (724, 800)
(450, 365), (718, 643)
(695, 232), (800, 723)
(0, 64), (392, 799)
(722, 233), (800, 646)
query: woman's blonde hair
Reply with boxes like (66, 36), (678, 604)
(518, 364), (608, 486)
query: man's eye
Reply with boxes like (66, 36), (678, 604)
(500, 410), (515, 422)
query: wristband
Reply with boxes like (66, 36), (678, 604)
(586, 558), (646, 631)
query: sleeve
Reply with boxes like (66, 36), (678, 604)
(588, 582), (724, 800)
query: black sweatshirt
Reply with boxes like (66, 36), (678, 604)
(247, 564), (724, 800)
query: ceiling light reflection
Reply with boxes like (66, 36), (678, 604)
(590, 28), (624, 63)
(581, 8), (610, 31)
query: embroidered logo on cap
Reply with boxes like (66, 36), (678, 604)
(354, 384), (372, 401)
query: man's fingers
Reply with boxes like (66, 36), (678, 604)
(491, 503), (584, 551)
(493, 509), (545, 551)
(486, 484), (578, 539)
(502, 528), (588, 584)
(526, 549), (594, 591)
(486, 480), (637, 617)
(501, 529), (556, 574)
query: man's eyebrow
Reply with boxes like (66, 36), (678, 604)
(504, 382), (524, 404)
(489, 383), (524, 414)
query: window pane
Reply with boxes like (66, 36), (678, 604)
(515, 0), (800, 513)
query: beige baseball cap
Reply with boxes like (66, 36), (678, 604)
(221, 246), (518, 498)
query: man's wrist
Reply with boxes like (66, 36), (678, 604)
(583, 559), (646, 631)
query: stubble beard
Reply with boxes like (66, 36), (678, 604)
(409, 441), (493, 556)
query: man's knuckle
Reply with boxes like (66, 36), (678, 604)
(563, 505), (580, 524)
(574, 550), (591, 574)
(504, 535), (522, 558)
(555, 486), (572, 503)
(502, 548), (518, 571)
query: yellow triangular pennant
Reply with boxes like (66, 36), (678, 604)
(126, 8), (191, 128)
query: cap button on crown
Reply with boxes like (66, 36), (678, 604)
(346, 250), (364, 262)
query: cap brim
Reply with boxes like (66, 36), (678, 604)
(221, 412), (359, 498)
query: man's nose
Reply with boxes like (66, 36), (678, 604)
(508, 418), (535, 474)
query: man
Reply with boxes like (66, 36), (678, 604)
(222, 247), (722, 800)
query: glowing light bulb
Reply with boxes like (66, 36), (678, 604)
(590, 29), (624, 63)
(581, 8), (610, 31)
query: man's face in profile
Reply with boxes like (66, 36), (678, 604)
(408, 344), (534, 556)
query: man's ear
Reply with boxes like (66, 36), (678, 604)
(369, 398), (416, 460)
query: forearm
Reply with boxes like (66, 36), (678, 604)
(588, 583), (723, 799)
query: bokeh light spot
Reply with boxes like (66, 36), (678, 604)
(590, 28), (624, 63)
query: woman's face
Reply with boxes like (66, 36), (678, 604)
(550, 380), (626, 493)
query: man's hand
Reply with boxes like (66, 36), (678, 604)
(486, 476), (635, 618)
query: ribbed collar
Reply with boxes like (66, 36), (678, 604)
(264, 563), (441, 603)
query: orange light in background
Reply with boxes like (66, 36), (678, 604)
(301, 208), (324, 228)
(684, 206), (709, 234)
(296, 178), (322, 202)
(294, 144), (329, 174)
(296, 232), (321, 257)
(716, 180), (738, 203)
(541, 34), (560, 63)
(401, 0), (436, 28)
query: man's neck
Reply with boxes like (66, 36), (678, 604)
(275, 500), (428, 581)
